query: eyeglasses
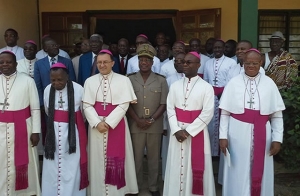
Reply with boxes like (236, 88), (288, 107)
(138, 58), (152, 63)
(174, 59), (184, 64)
(48, 44), (60, 48)
(136, 41), (147, 46)
(97, 61), (113, 66)
(183, 60), (200, 65)
(244, 62), (260, 66)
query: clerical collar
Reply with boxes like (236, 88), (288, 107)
(100, 71), (113, 79)
(185, 75), (199, 81)
(2, 71), (17, 79)
(244, 72), (260, 80)
(215, 54), (224, 60)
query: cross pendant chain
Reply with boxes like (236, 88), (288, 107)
(101, 101), (108, 110)
(58, 96), (65, 108)
(0, 98), (9, 113)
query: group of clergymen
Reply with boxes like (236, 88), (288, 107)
(0, 28), (298, 196)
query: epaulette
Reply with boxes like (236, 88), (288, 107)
(155, 72), (166, 78)
(126, 72), (137, 77)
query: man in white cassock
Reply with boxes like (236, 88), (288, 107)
(42, 63), (88, 196)
(17, 40), (38, 78)
(82, 49), (138, 195)
(229, 40), (265, 78)
(161, 52), (185, 180)
(203, 39), (238, 156)
(164, 52), (216, 196)
(219, 49), (285, 196)
(0, 51), (41, 195)
(188, 38), (210, 78)
(127, 34), (161, 74)
(160, 41), (186, 79)
(218, 40), (265, 185)
(0, 29), (24, 61)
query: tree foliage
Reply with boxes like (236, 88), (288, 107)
(279, 77), (300, 170)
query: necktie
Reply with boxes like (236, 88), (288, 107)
(51, 57), (56, 65)
(91, 56), (97, 76)
(120, 57), (125, 73)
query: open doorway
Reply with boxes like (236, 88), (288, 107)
(95, 18), (176, 46)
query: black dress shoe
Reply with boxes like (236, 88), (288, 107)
(150, 191), (160, 196)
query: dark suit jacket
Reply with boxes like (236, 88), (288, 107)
(34, 55), (76, 106)
(115, 54), (133, 75)
(78, 52), (96, 86)
(78, 52), (122, 85)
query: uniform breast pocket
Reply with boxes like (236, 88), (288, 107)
(150, 87), (162, 104)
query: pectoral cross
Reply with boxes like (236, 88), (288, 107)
(213, 77), (218, 85)
(0, 98), (9, 113)
(101, 101), (108, 110)
(58, 97), (65, 108)
(182, 102), (188, 110)
(247, 99), (255, 109)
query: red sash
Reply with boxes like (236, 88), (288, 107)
(175, 107), (204, 195)
(231, 109), (269, 196)
(0, 106), (31, 190)
(54, 110), (89, 190)
(94, 102), (126, 189)
(213, 86), (224, 96)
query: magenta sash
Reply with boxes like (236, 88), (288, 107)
(94, 102), (126, 189)
(0, 106), (30, 190)
(175, 107), (204, 195)
(54, 110), (89, 190)
(231, 109), (269, 196)
(213, 86), (224, 96)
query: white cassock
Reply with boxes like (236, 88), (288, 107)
(42, 82), (86, 196)
(160, 58), (177, 78)
(0, 46), (24, 60)
(82, 72), (138, 196)
(219, 73), (285, 196)
(203, 55), (238, 156)
(0, 72), (41, 195)
(218, 63), (266, 184)
(197, 53), (210, 75)
(164, 76), (216, 196)
(161, 72), (185, 180)
(17, 58), (37, 78)
(126, 55), (161, 74)
(160, 58), (170, 67)
(72, 54), (82, 80)
(36, 49), (71, 60)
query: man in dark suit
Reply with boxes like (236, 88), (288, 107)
(115, 38), (132, 75)
(77, 34), (103, 86)
(34, 38), (76, 107)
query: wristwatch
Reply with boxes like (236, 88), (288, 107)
(149, 117), (155, 123)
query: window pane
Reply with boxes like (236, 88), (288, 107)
(182, 16), (196, 29)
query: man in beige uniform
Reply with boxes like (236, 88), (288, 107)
(127, 44), (168, 196)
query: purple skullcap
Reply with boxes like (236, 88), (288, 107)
(25, 40), (37, 45)
(99, 49), (113, 56)
(42, 34), (50, 39)
(0, 50), (16, 57)
(137, 34), (148, 40)
(189, 52), (201, 60)
(51, 62), (67, 69)
(177, 40), (185, 45)
(245, 48), (261, 54)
